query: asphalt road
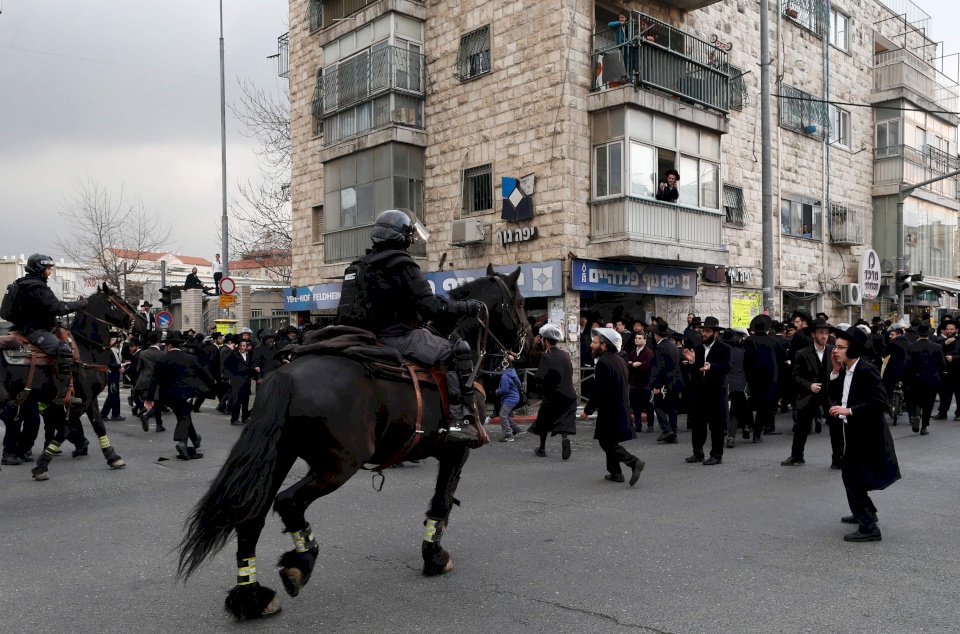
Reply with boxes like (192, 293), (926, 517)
(1, 396), (959, 634)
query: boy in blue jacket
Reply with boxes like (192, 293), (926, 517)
(496, 355), (526, 441)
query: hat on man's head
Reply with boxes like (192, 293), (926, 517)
(689, 316), (703, 328)
(160, 330), (182, 345)
(538, 323), (563, 342)
(916, 322), (932, 336)
(804, 318), (833, 334)
(141, 301), (152, 308)
(591, 327), (622, 352)
(831, 324), (870, 357)
(651, 321), (673, 336)
(210, 331), (223, 339)
(791, 310), (814, 325)
(260, 330), (277, 340)
(750, 314), (772, 333)
(700, 316), (723, 331)
(145, 331), (161, 345)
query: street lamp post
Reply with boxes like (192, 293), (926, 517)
(219, 0), (229, 283)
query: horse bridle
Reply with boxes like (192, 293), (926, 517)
(83, 292), (138, 331)
(474, 275), (531, 369)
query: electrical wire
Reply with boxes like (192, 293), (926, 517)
(772, 92), (960, 117)
(0, 44), (216, 80)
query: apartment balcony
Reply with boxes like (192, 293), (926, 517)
(592, 12), (730, 114)
(270, 32), (289, 79)
(323, 224), (425, 263)
(874, 144), (960, 202)
(660, 0), (723, 9)
(872, 49), (960, 123)
(589, 196), (727, 266)
(313, 46), (423, 117)
(827, 201), (868, 246)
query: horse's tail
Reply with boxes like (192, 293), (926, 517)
(176, 369), (294, 581)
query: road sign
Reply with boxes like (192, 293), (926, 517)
(155, 311), (173, 329)
(219, 276), (236, 295)
(219, 295), (236, 308)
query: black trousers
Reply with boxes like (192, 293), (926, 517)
(213, 272), (222, 294)
(2, 404), (41, 456)
(654, 392), (678, 434)
(826, 417), (845, 465)
(912, 384), (939, 427)
(842, 469), (878, 531)
(751, 395), (777, 435)
(690, 409), (726, 458)
(729, 391), (753, 433)
(100, 377), (121, 418)
(936, 377), (959, 417)
(169, 399), (200, 444)
(599, 439), (638, 476)
(231, 381), (251, 422)
(790, 402), (825, 461)
(629, 386), (654, 428)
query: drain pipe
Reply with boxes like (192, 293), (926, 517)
(824, 0), (832, 303)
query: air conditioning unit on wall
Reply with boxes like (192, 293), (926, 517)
(451, 218), (488, 246)
(840, 283), (862, 305)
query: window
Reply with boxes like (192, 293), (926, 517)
(457, 26), (491, 81)
(779, 82), (828, 138)
(312, 205), (324, 242)
(728, 65), (747, 111)
(463, 164), (493, 213)
(876, 119), (900, 156)
(782, 0), (826, 38)
(781, 196), (823, 240)
(629, 142), (656, 197)
(829, 9), (848, 51)
(828, 105), (851, 148)
(594, 142), (622, 198)
(723, 185), (747, 227)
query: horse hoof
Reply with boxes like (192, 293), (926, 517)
(108, 458), (126, 469)
(443, 558), (453, 573)
(278, 567), (304, 597)
(32, 470), (49, 481)
(262, 595), (282, 617)
(225, 582), (280, 620)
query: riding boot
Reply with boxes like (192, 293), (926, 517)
(444, 341), (481, 444)
(52, 354), (84, 409)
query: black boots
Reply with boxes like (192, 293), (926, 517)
(52, 354), (83, 409)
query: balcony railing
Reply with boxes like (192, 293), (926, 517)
(781, 0), (826, 38)
(271, 32), (289, 79)
(592, 11), (730, 113)
(873, 49), (959, 113)
(590, 196), (723, 249)
(315, 46), (424, 118)
(779, 81), (828, 138)
(324, 223), (426, 262)
(827, 201), (868, 246)
(874, 144), (960, 200)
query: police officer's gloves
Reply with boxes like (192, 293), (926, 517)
(465, 300), (485, 316)
(71, 298), (89, 311)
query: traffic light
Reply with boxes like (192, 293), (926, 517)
(896, 272), (923, 295)
(158, 286), (172, 308)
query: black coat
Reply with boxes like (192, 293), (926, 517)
(727, 346), (747, 393)
(529, 347), (577, 436)
(252, 341), (280, 379)
(647, 337), (685, 393)
(10, 275), (85, 333)
(145, 348), (217, 402)
(133, 346), (164, 399)
(685, 340), (731, 421)
(829, 361), (900, 491)
(223, 349), (254, 399)
(585, 349), (634, 443)
(199, 342), (221, 378)
(882, 337), (911, 383)
(744, 333), (784, 401)
(792, 343), (833, 412)
(943, 335), (960, 374)
(905, 339), (946, 388)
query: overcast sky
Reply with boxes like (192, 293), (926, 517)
(0, 0), (288, 262)
(0, 1), (957, 264)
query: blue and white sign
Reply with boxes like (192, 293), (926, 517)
(155, 311), (173, 329)
(572, 259), (697, 297)
(283, 260), (563, 312)
(283, 283), (343, 312)
(425, 261), (562, 298)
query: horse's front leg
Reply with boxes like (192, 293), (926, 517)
(85, 402), (125, 469)
(422, 443), (470, 576)
(224, 516), (282, 619)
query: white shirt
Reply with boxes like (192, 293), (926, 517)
(830, 358), (860, 422)
(703, 341), (715, 359)
(814, 343), (825, 363)
(213, 260), (223, 274)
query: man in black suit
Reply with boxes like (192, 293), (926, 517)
(133, 331), (165, 432)
(681, 316), (731, 465)
(217, 334), (237, 413)
(935, 321), (959, 421)
(744, 315), (784, 440)
(224, 339), (255, 425)
(252, 330), (280, 383)
(784, 319), (835, 467)
(828, 326), (900, 542)
(145, 331), (217, 460)
(647, 322), (684, 444)
(881, 322), (910, 422)
(191, 333), (220, 412)
(905, 323), (946, 434)
(581, 328), (644, 486)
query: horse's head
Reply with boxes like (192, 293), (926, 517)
(86, 283), (145, 333)
(449, 265), (533, 358)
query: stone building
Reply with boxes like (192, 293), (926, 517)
(283, 0), (959, 337)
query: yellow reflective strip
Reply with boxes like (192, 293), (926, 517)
(98, 436), (111, 449)
(424, 519), (437, 543)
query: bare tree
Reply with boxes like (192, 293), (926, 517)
(225, 78), (293, 284)
(56, 179), (173, 303)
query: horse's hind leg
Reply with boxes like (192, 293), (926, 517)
(423, 444), (470, 576)
(274, 467), (358, 598)
(85, 405), (125, 469)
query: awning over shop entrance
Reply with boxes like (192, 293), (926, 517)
(914, 278), (960, 295)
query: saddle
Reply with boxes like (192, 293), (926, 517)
(0, 329), (72, 365)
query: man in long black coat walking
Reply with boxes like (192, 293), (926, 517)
(647, 322), (685, 444)
(905, 323), (946, 434)
(581, 328), (645, 486)
(744, 315), (785, 439)
(681, 316), (731, 465)
(784, 318), (836, 467)
(529, 324), (578, 459)
(828, 326), (899, 542)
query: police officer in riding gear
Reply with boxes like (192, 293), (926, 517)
(338, 210), (485, 443)
(8, 254), (88, 407)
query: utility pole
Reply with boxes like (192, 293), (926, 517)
(219, 0), (229, 281)
(895, 166), (960, 316)
(759, 0), (775, 314)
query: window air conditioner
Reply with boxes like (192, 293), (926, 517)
(451, 218), (487, 245)
(840, 283), (862, 306)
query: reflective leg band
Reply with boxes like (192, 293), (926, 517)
(98, 436), (111, 449)
(424, 519), (438, 543)
(291, 525), (317, 553)
(44, 441), (62, 456)
(236, 557), (257, 586)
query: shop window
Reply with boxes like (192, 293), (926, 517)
(781, 195), (822, 240)
(463, 164), (493, 213)
(594, 141), (623, 198)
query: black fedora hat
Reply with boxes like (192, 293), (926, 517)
(700, 316), (723, 330)
(916, 322), (932, 337)
(791, 310), (814, 325)
(652, 321), (673, 336)
(830, 324), (869, 355)
(160, 330), (182, 345)
(689, 316), (703, 328)
(804, 318), (832, 334)
(749, 314), (772, 333)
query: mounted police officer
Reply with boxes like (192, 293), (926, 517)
(336, 210), (485, 443)
(6, 254), (87, 407)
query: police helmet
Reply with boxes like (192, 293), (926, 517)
(26, 253), (56, 277)
(370, 210), (429, 249)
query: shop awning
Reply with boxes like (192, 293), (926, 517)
(914, 278), (960, 295)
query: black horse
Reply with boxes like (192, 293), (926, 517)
(177, 266), (531, 619)
(0, 283), (146, 480)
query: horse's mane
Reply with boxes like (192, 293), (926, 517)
(447, 275), (495, 301)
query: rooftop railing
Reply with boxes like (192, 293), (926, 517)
(874, 48), (959, 113)
(592, 11), (730, 113)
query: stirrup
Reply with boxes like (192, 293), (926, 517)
(444, 420), (479, 442)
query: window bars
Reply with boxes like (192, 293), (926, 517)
(457, 26), (491, 81)
(307, 0), (323, 32)
(723, 185), (747, 227)
(827, 201), (867, 245)
(728, 65), (748, 110)
(782, 0), (827, 38)
(463, 164), (493, 213)
(778, 82), (829, 138)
